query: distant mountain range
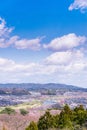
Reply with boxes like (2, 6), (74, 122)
(0, 83), (86, 93)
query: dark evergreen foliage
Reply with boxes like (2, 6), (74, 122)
(25, 121), (38, 130)
(32, 105), (87, 130)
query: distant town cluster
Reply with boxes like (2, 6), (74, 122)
(0, 83), (87, 109)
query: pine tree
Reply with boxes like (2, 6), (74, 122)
(58, 111), (74, 130)
(38, 111), (53, 130)
(25, 121), (38, 130)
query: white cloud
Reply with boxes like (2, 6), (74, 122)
(0, 49), (87, 87)
(0, 18), (87, 52)
(44, 33), (86, 51)
(69, 0), (87, 12)
(44, 50), (87, 75)
(0, 18), (42, 50)
(14, 38), (41, 50)
(0, 18), (87, 87)
(44, 50), (84, 65)
(43, 50), (87, 87)
(0, 17), (13, 38)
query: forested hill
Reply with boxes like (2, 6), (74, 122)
(0, 83), (86, 92)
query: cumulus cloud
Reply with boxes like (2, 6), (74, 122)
(44, 50), (84, 65)
(0, 17), (42, 50)
(43, 49), (87, 87)
(14, 38), (41, 50)
(0, 57), (59, 83)
(44, 33), (86, 51)
(0, 18), (87, 52)
(0, 18), (87, 87)
(0, 48), (87, 85)
(0, 57), (57, 76)
(69, 0), (87, 12)
(44, 50), (87, 73)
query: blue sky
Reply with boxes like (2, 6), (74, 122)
(0, 0), (87, 87)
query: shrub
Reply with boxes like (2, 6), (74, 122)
(0, 107), (16, 115)
(20, 109), (29, 116)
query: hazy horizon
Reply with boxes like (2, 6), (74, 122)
(0, 82), (86, 88)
